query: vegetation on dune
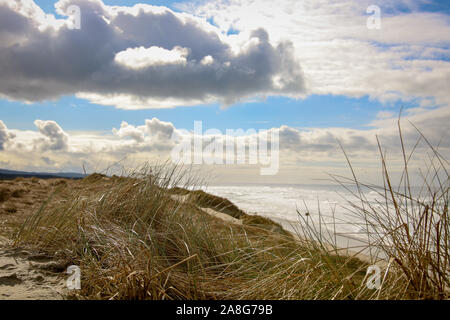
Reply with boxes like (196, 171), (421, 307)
(4, 126), (449, 300)
(0, 187), (11, 202)
(296, 122), (449, 300)
(9, 165), (372, 300)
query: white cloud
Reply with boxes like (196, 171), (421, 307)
(0, 120), (15, 150)
(114, 46), (189, 69)
(112, 121), (145, 142)
(75, 92), (207, 110)
(111, 118), (175, 146)
(33, 120), (69, 151)
(200, 55), (214, 65)
(145, 118), (175, 140)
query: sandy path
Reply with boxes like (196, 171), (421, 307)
(0, 236), (67, 300)
(199, 207), (243, 225)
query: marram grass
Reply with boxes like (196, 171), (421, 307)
(13, 126), (449, 300)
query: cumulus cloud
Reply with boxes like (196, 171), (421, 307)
(1, 111), (448, 183)
(0, 120), (15, 150)
(0, 0), (306, 109)
(33, 120), (69, 151)
(7, 111), (450, 160)
(112, 118), (176, 145)
(200, 55), (214, 66)
(145, 118), (175, 140)
(112, 121), (145, 143)
(114, 46), (189, 69)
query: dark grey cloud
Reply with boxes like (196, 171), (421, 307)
(0, 0), (306, 108)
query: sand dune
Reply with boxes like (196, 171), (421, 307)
(0, 236), (66, 300)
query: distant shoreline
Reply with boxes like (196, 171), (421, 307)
(0, 168), (85, 180)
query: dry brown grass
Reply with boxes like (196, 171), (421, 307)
(0, 187), (10, 202)
(315, 120), (450, 299)
(10, 164), (379, 300)
(4, 125), (447, 300)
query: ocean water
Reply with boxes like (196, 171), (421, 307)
(201, 184), (389, 250)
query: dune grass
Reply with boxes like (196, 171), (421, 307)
(299, 121), (449, 299)
(12, 164), (373, 300)
(0, 187), (10, 202)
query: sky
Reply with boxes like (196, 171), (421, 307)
(0, 0), (449, 185)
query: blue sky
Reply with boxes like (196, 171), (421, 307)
(33, 0), (450, 14)
(0, 94), (403, 132)
(35, 0), (183, 13)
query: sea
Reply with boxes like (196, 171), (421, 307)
(199, 183), (410, 258)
